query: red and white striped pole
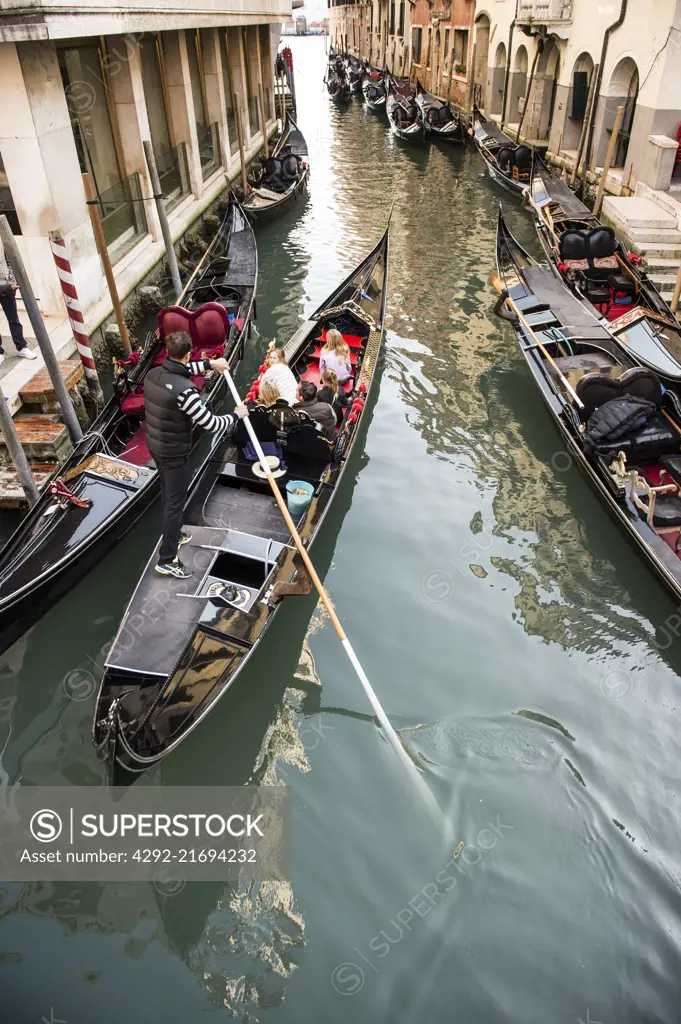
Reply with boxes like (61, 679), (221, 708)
(49, 230), (104, 406)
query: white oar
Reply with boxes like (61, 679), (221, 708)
(223, 369), (442, 820)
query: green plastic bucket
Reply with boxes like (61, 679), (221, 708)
(286, 480), (313, 515)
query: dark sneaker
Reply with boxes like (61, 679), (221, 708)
(155, 558), (193, 579)
(178, 531), (192, 548)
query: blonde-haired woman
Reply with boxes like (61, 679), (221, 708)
(320, 329), (352, 384)
(258, 378), (281, 406)
(261, 345), (298, 404)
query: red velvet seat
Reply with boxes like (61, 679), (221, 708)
(158, 302), (231, 361)
(120, 393), (145, 415)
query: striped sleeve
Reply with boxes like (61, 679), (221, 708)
(178, 388), (237, 434)
(186, 359), (211, 376)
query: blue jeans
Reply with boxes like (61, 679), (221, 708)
(0, 290), (27, 353)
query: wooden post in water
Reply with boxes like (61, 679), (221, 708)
(594, 105), (625, 218)
(142, 142), (182, 299)
(0, 215), (83, 443)
(671, 263), (681, 316)
(82, 173), (132, 353)
(0, 380), (39, 506)
(258, 83), (269, 159)
(233, 91), (249, 197)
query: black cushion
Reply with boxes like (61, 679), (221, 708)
(608, 273), (636, 294)
(584, 280), (611, 301)
(661, 454), (681, 485)
(281, 154), (299, 181)
(513, 145), (532, 170)
(497, 147), (514, 171)
(560, 230), (589, 261)
(264, 157), (281, 178)
(618, 366), (663, 408)
(593, 415), (679, 462)
(234, 407), (278, 447)
(576, 373), (621, 417)
(284, 421), (333, 463)
(649, 495), (681, 529)
(588, 227), (616, 260)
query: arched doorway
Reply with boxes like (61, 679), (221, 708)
(474, 13), (491, 111)
(489, 41), (506, 115)
(508, 44), (528, 125)
(603, 57), (639, 168)
(563, 52), (594, 151)
(535, 39), (560, 141)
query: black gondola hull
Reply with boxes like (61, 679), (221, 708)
(496, 210), (681, 607)
(0, 197), (257, 655)
(95, 227), (390, 782)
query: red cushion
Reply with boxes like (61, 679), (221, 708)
(120, 393), (145, 414)
(120, 424), (151, 466)
(158, 302), (232, 349)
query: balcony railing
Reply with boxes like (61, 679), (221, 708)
(95, 172), (147, 265)
(518, 0), (572, 23)
(156, 141), (190, 214)
(198, 122), (221, 180)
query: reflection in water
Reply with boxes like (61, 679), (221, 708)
(1, 35), (681, 1024)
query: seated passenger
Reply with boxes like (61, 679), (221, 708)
(258, 379), (283, 406)
(261, 346), (299, 405)
(320, 329), (353, 384)
(295, 381), (336, 439)
(318, 367), (350, 424)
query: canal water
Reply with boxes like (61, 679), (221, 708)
(2, 36), (681, 1024)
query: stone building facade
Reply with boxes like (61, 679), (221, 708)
(473, 0), (681, 195)
(0, 0), (289, 327)
(329, 0), (477, 110)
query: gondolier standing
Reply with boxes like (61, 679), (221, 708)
(0, 234), (37, 365)
(145, 331), (248, 579)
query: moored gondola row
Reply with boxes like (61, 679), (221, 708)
(326, 50), (466, 145)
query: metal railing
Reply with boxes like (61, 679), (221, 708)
(95, 172), (147, 264)
(198, 122), (221, 179)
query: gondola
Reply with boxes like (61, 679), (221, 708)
(0, 196), (257, 657)
(526, 150), (675, 324)
(362, 66), (386, 111)
(345, 56), (364, 94)
(94, 224), (390, 782)
(326, 60), (352, 104)
(471, 105), (531, 195)
(495, 208), (681, 606)
(386, 77), (425, 143)
(416, 82), (465, 143)
(242, 113), (309, 222)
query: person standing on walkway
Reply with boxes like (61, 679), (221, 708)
(0, 234), (37, 366)
(144, 331), (248, 579)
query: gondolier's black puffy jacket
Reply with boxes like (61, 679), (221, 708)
(144, 358), (197, 458)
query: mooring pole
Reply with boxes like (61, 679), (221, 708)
(49, 230), (104, 407)
(0, 380), (39, 506)
(141, 143), (182, 300)
(593, 104), (625, 218)
(233, 92), (249, 197)
(82, 173), (132, 353)
(671, 262), (681, 316)
(0, 215), (83, 443)
(258, 83), (269, 159)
